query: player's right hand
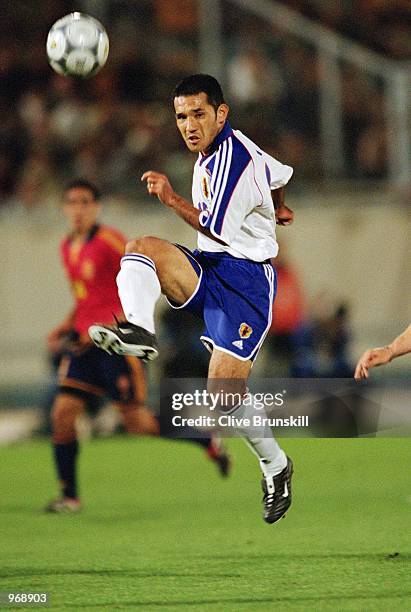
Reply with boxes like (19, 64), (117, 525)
(141, 171), (176, 207)
(354, 346), (393, 380)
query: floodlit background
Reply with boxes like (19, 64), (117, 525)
(0, 0), (410, 433)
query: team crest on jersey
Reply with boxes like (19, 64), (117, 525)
(81, 259), (95, 280)
(72, 280), (87, 300)
(201, 175), (210, 199)
(239, 323), (253, 339)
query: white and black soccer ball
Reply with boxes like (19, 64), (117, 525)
(46, 12), (109, 78)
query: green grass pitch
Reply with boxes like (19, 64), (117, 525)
(0, 436), (410, 610)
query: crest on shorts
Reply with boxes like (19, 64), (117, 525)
(239, 323), (253, 339)
(201, 175), (210, 199)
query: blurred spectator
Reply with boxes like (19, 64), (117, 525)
(227, 44), (285, 107)
(310, 293), (354, 378)
(271, 251), (305, 338)
(154, 0), (198, 33)
(356, 123), (388, 179)
(264, 250), (319, 377)
(277, 44), (320, 140)
(317, 302), (353, 378)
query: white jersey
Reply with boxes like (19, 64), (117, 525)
(192, 122), (293, 261)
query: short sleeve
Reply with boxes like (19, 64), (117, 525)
(264, 154), (293, 190)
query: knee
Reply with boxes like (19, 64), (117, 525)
(51, 395), (81, 442)
(125, 236), (158, 256)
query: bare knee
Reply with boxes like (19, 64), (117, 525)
(125, 236), (161, 257)
(119, 404), (160, 436)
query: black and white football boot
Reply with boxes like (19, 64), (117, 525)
(88, 320), (158, 362)
(261, 456), (293, 524)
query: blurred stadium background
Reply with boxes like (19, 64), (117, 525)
(1, 0), (409, 433)
(0, 2), (410, 609)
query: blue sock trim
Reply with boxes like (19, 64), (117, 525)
(121, 254), (156, 272)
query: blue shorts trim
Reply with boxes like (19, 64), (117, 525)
(167, 247), (277, 362)
(165, 244), (205, 313)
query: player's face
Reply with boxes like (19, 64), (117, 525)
(63, 187), (101, 234)
(174, 93), (229, 153)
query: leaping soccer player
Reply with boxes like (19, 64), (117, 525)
(46, 179), (230, 513)
(89, 74), (295, 524)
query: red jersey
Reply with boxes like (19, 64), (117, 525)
(61, 224), (126, 335)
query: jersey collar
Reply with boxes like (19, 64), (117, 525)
(87, 223), (100, 242)
(68, 223), (100, 243)
(200, 120), (233, 162)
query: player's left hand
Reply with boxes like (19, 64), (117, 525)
(141, 171), (176, 206)
(275, 205), (294, 226)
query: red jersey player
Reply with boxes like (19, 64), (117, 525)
(46, 179), (230, 513)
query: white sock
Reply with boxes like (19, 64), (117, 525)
(116, 254), (161, 334)
(230, 394), (287, 477)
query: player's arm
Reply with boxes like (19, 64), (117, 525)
(264, 153), (294, 225)
(272, 187), (294, 226)
(142, 141), (255, 244)
(47, 309), (76, 353)
(354, 323), (411, 380)
(141, 171), (226, 244)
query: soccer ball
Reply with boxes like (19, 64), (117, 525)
(46, 12), (109, 78)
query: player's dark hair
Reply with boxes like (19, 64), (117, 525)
(173, 74), (225, 112)
(64, 179), (101, 201)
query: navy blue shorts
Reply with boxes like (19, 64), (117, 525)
(58, 345), (143, 404)
(167, 246), (277, 361)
